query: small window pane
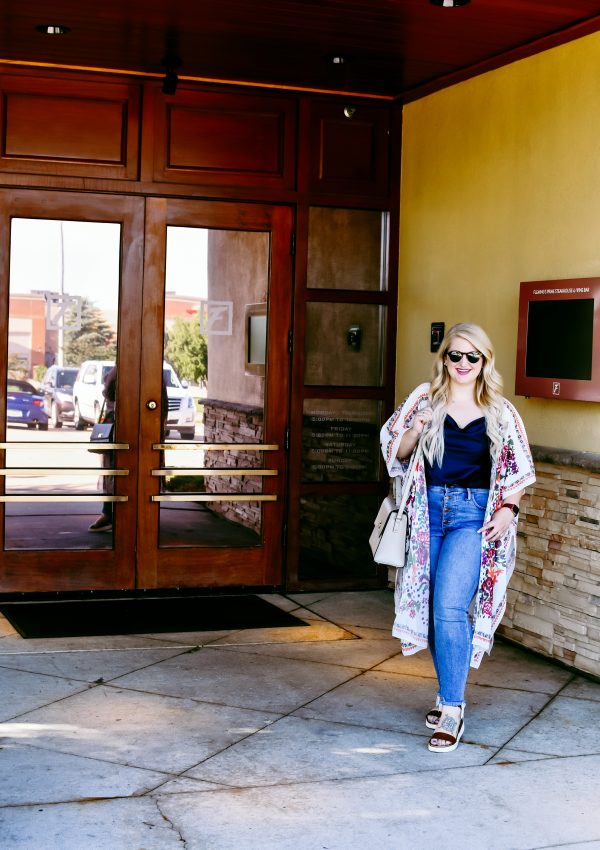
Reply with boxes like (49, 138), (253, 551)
(304, 302), (385, 386)
(302, 399), (381, 482)
(299, 494), (381, 580)
(307, 208), (387, 291)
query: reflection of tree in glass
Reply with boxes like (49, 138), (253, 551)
(165, 316), (207, 383)
(7, 353), (29, 379)
(63, 298), (116, 365)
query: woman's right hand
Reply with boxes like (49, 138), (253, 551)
(410, 406), (433, 435)
(397, 405), (432, 459)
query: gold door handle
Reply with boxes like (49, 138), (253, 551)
(0, 468), (129, 476)
(152, 494), (277, 502)
(0, 495), (128, 503)
(153, 443), (279, 451)
(152, 468), (277, 476)
(0, 442), (130, 450)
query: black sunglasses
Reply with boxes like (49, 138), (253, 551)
(446, 350), (483, 364)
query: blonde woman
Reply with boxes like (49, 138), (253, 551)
(381, 324), (536, 752)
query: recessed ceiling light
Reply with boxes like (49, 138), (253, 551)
(35, 25), (71, 35)
(429, 0), (470, 6)
(332, 56), (345, 65)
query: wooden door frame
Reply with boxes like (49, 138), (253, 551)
(0, 189), (144, 593)
(284, 204), (397, 591)
(136, 198), (293, 590)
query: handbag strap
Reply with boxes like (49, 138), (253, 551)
(393, 439), (422, 514)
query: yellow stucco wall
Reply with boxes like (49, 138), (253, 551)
(398, 32), (600, 453)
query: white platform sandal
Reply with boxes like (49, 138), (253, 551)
(425, 694), (442, 730)
(427, 703), (465, 753)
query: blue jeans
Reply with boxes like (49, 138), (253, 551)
(427, 486), (488, 706)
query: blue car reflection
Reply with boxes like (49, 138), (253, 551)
(7, 379), (49, 430)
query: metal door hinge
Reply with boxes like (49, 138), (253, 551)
(284, 426), (290, 451)
(290, 232), (296, 256)
(288, 329), (293, 354)
(282, 522), (288, 549)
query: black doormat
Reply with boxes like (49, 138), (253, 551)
(0, 595), (307, 639)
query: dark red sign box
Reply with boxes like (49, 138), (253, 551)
(515, 278), (600, 403)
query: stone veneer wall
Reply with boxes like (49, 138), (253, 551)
(202, 399), (263, 534)
(499, 447), (600, 678)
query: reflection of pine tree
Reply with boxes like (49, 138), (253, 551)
(165, 316), (208, 383)
(63, 298), (116, 366)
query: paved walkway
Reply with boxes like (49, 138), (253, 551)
(0, 591), (599, 850)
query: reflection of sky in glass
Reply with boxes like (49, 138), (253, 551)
(166, 226), (208, 299)
(10, 219), (121, 311)
(9, 221), (209, 310)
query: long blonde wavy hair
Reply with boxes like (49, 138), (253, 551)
(421, 323), (504, 467)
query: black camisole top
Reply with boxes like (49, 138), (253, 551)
(425, 414), (491, 488)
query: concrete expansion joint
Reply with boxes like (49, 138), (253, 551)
(2, 689), (91, 725)
(154, 797), (188, 848)
(201, 642), (362, 668)
(11, 738), (181, 781)
(281, 595), (350, 631)
(483, 673), (578, 765)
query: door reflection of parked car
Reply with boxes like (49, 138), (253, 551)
(71, 359), (196, 436)
(163, 362), (196, 439)
(72, 360), (115, 429)
(40, 366), (79, 428)
(6, 380), (49, 430)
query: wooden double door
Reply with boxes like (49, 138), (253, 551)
(0, 190), (293, 593)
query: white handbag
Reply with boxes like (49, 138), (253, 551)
(369, 443), (421, 569)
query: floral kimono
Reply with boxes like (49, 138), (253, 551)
(381, 382), (536, 668)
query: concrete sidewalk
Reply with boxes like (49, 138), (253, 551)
(0, 590), (598, 850)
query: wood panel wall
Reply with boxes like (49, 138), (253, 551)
(0, 74), (140, 179)
(0, 67), (399, 594)
(0, 71), (392, 202)
(153, 88), (297, 189)
(306, 100), (390, 196)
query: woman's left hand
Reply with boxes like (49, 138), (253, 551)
(478, 508), (515, 543)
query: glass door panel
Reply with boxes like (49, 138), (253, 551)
(3, 219), (122, 550)
(158, 226), (271, 549)
(0, 190), (144, 594)
(137, 200), (292, 589)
